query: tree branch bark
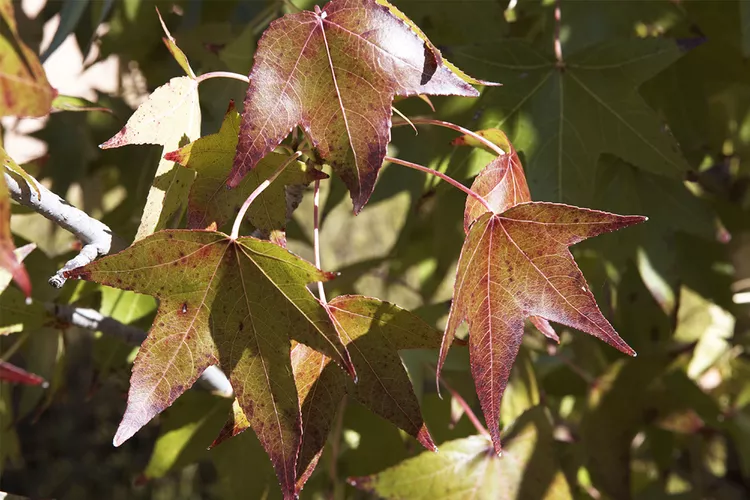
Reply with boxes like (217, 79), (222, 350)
(4, 170), (127, 288)
(48, 303), (233, 397)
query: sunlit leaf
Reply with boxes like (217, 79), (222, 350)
(232, 0), (486, 212)
(439, 202), (643, 454)
(100, 76), (201, 240)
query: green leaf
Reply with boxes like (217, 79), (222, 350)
(156, 6), (195, 78)
(64, 230), (352, 499)
(439, 202), (642, 455)
(100, 76), (201, 240)
(452, 39), (690, 203)
(0, 0), (56, 117)
(231, 0), (486, 212)
(165, 102), (326, 233)
(351, 407), (572, 499)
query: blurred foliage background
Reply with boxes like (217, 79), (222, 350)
(3, 0), (750, 498)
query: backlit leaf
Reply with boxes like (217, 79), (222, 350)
(439, 202), (643, 454)
(231, 0), (486, 212)
(156, 7), (195, 78)
(0, 173), (31, 297)
(0, 361), (46, 386)
(100, 76), (201, 239)
(64, 230), (353, 499)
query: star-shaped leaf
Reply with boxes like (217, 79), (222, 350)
(439, 202), (644, 455)
(351, 407), (572, 499)
(231, 0), (486, 212)
(165, 102), (327, 233)
(64, 230), (353, 499)
(101, 77), (201, 240)
(452, 39), (690, 203)
(0, 0), (56, 117)
(212, 296), (441, 495)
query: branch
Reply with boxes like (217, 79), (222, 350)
(48, 303), (233, 397)
(4, 170), (127, 288)
(384, 156), (493, 212)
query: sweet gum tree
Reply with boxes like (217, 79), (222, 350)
(2, 0), (750, 498)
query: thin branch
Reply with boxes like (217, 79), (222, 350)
(554, 0), (564, 67)
(4, 170), (127, 288)
(48, 303), (233, 397)
(393, 118), (507, 157)
(195, 71), (250, 84)
(438, 375), (490, 439)
(384, 156), (493, 212)
(313, 178), (327, 304)
(230, 151), (302, 239)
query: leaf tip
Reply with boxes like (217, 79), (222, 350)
(417, 425), (437, 451)
(163, 149), (183, 164)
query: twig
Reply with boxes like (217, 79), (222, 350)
(48, 303), (233, 397)
(312, 179), (327, 304)
(195, 71), (250, 84)
(384, 156), (493, 212)
(230, 152), (302, 239)
(438, 375), (490, 439)
(392, 118), (507, 157)
(4, 170), (127, 288)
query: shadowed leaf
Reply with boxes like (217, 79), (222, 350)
(232, 0), (487, 212)
(452, 39), (690, 203)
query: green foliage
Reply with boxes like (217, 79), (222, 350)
(2, 0), (750, 499)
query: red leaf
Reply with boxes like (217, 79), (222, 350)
(0, 361), (47, 386)
(439, 203), (643, 455)
(231, 0), (488, 212)
(463, 144), (531, 233)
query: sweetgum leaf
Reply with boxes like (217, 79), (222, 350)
(439, 202), (644, 455)
(213, 296), (441, 494)
(0, 173), (31, 297)
(232, 0), (485, 213)
(165, 102), (327, 232)
(0, 0), (56, 117)
(452, 39), (690, 203)
(351, 407), (572, 499)
(64, 230), (352, 499)
(100, 76), (201, 240)
(0, 243), (34, 294)
(326, 295), (440, 450)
